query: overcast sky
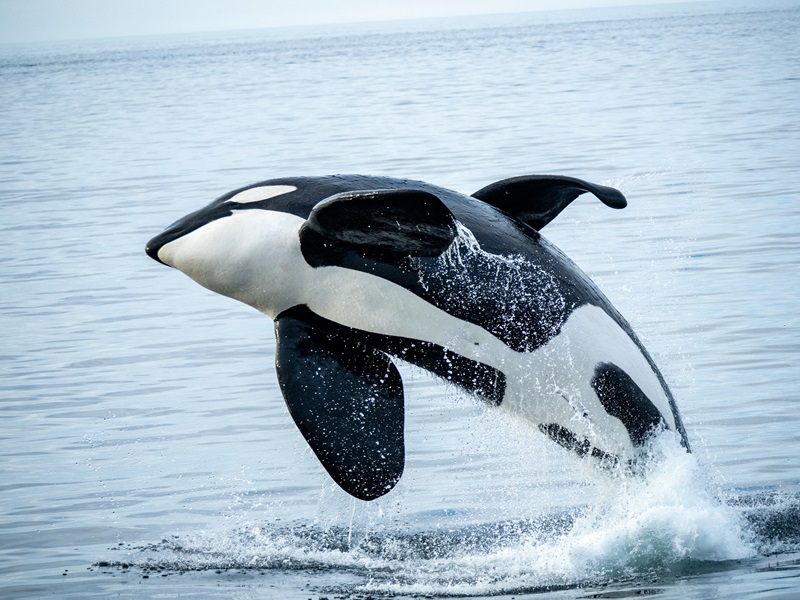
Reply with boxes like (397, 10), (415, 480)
(0, 0), (701, 44)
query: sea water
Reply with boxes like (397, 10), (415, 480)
(1, 1), (799, 598)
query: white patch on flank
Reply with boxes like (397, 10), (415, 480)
(225, 185), (297, 204)
(160, 209), (674, 459)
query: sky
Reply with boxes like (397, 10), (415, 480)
(0, 0), (698, 44)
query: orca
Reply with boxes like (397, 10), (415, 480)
(146, 174), (690, 501)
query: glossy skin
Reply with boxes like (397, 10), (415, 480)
(147, 174), (689, 500)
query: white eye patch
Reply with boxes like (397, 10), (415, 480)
(226, 185), (297, 204)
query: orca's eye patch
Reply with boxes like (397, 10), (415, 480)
(225, 185), (297, 205)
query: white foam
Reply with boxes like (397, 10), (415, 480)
(555, 433), (755, 569)
(358, 433), (756, 596)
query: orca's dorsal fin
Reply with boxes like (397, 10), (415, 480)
(303, 188), (457, 259)
(472, 175), (627, 230)
(274, 306), (405, 501)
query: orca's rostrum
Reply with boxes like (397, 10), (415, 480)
(146, 174), (690, 500)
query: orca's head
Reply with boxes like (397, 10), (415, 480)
(146, 183), (307, 316)
(147, 175), (458, 316)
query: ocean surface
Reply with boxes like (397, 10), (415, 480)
(1, 1), (799, 598)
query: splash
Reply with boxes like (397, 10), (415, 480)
(556, 433), (756, 572)
(104, 432), (761, 597)
(411, 223), (567, 352)
(355, 432), (756, 596)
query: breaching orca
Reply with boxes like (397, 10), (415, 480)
(146, 174), (689, 500)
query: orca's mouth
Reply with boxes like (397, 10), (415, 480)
(145, 232), (170, 266)
(146, 201), (236, 267)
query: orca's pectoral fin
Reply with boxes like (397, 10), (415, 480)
(472, 175), (627, 230)
(303, 188), (457, 259)
(274, 307), (405, 501)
